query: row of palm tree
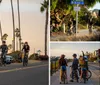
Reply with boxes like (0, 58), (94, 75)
(0, 0), (49, 56)
(0, 0), (21, 52)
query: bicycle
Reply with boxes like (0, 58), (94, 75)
(60, 66), (68, 84)
(79, 67), (92, 83)
(23, 52), (28, 66)
(1, 53), (6, 66)
(70, 69), (79, 82)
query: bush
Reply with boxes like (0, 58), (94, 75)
(89, 57), (97, 62)
(29, 53), (39, 60)
(39, 55), (48, 60)
(8, 51), (22, 63)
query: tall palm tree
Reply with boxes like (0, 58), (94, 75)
(17, 0), (21, 51)
(10, 0), (15, 51)
(40, 0), (49, 56)
(0, 22), (3, 42)
(0, 0), (3, 42)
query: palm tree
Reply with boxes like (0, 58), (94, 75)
(17, 0), (21, 51)
(15, 28), (20, 51)
(0, 22), (3, 42)
(40, 0), (49, 56)
(2, 33), (8, 41)
(0, 0), (3, 42)
(8, 44), (12, 50)
(10, 0), (15, 52)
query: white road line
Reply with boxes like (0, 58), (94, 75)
(0, 64), (48, 73)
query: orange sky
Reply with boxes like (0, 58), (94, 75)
(0, 0), (47, 55)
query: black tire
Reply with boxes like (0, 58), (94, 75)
(23, 58), (25, 66)
(87, 70), (92, 79)
(82, 71), (87, 83)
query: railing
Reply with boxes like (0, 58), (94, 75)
(51, 59), (59, 76)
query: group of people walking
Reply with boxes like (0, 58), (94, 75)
(59, 53), (90, 84)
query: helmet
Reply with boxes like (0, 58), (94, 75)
(73, 54), (77, 57)
(84, 56), (88, 59)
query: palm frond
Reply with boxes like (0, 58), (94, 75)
(0, 0), (2, 3)
(40, 6), (45, 12)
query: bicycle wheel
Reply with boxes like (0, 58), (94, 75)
(61, 73), (65, 84)
(87, 70), (92, 79)
(23, 58), (25, 66)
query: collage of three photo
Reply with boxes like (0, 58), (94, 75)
(0, 0), (100, 85)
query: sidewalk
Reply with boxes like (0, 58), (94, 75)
(51, 67), (93, 85)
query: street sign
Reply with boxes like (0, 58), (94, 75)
(71, 0), (84, 5)
(74, 6), (80, 11)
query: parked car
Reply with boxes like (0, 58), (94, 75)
(5, 55), (14, 64)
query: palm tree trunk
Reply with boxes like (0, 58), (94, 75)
(0, 21), (3, 42)
(17, 0), (21, 51)
(10, 0), (15, 52)
(44, 7), (48, 56)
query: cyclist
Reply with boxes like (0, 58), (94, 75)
(79, 55), (88, 82)
(59, 54), (68, 84)
(22, 42), (30, 64)
(0, 41), (8, 66)
(70, 54), (79, 82)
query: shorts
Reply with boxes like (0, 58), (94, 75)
(61, 66), (66, 71)
(82, 68), (87, 71)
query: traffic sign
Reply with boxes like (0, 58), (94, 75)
(71, 0), (84, 5)
(74, 6), (80, 11)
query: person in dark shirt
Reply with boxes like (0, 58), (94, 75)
(70, 54), (79, 82)
(22, 42), (30, 62)
(0, 41), (8, 65)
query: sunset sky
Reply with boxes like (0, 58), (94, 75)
(0, 0), (46, 55)
(50, 43), (100, 58)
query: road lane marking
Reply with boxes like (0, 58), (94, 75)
(0, 64), (48, 73)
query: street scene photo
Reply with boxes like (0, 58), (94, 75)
(50, 43), (100, 85)
(0, 0), (48, 85)
(50, 0), (100, 41)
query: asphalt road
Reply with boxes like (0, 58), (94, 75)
(89, 63), (100, 85)
(0, 61), (48, 85)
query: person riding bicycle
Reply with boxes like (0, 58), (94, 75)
(0, 41), (8, 65)
(79, 55), (88, 82)
(59, 54), (68, 84)
(70, 53), (79, 82)
(22, 42), (30, 63)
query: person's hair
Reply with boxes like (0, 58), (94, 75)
(61, 54), (65, 58)
(25, 42), (28, 44)
(73, 53), (77, 58)
(2, 41), (6, 44)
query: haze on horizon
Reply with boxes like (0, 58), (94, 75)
(50, 43), (100, 59)
(0, 0), (46, 55)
